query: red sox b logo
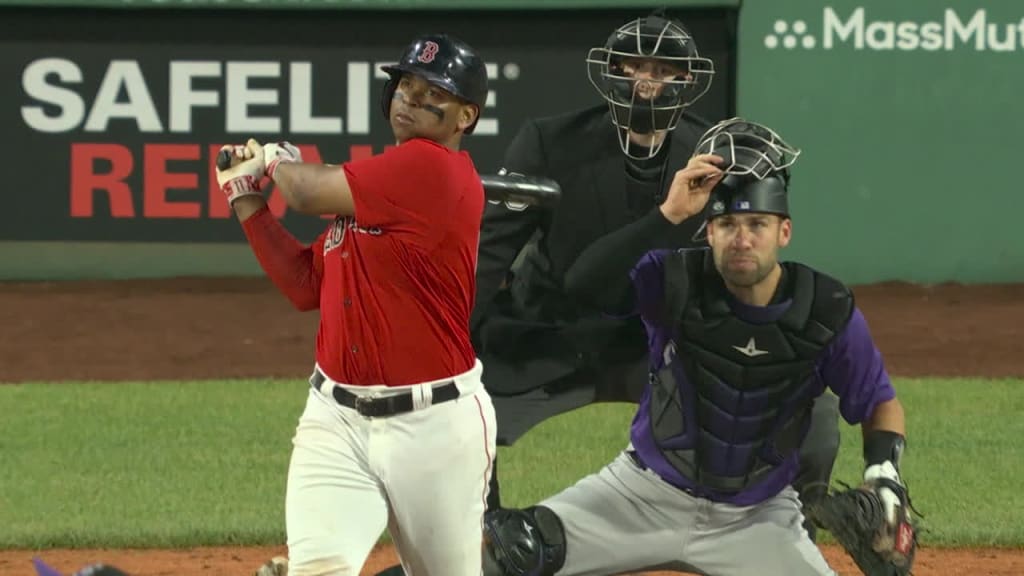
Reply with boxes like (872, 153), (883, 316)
(417, 41), (440, 63)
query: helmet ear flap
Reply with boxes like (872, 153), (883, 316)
(463, 103), (481, 135)
(380, 76), (398, 122)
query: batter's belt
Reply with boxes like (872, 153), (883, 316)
(310, 367), (461, 418)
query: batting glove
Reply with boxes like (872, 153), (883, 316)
(216, 139), (266, 205)
(264, 141), (302, 180)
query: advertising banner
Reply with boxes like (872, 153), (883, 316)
(3, 8), (735, 245)
(738, 1), (1024, 283)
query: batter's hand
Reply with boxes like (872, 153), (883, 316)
(263, 141), (302, 180)
(216, 139), (265, 205)
(660, 154), (724, 225)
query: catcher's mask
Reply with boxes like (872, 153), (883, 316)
(696, 118), (801, 220)
(586, 11), (715, 159)
(380, 34), (489, 134)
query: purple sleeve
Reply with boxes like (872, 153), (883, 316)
(629, 249), (673, 326)
(819, 306), (896, 425)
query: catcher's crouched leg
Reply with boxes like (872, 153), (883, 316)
(483, 506), (567, 576)
(794, 393), (841, 542)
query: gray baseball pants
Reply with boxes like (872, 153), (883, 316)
(540, 450), (836, 576)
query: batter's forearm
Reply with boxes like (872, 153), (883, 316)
(240, 206), (321, 311)
(272, 163), (314, 209)
(273, 163), (356, 216)
(231, 195), (268, 222)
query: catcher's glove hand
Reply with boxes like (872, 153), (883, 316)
(808, 465), (920, 576)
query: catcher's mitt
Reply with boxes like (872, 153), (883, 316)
(808, 477), (919, 576)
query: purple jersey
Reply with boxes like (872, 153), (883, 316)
(628, 249), (896, 505)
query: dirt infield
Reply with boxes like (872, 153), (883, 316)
(4, 544), (1023, 576)
(1, 277), (1022, 575)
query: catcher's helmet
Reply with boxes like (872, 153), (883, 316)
(586, 11), (715, 158)
(694, 118), (801, 219)
(380, 34), (489, 134)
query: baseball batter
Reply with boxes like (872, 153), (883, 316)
(481, 119), (913, 576)
(215, 34), (495, 576)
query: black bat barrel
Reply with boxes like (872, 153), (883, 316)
(479, 174), (561, 207)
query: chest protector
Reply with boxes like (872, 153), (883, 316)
(649, 249), (853, 494)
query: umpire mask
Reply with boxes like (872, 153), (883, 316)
(587, 12), (715, 159)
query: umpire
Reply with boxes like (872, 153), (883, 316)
(475, 11), (713, 450)
(474, 9), (841, 539)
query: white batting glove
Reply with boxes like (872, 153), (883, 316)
(864, 460), (904, 525)
(264, 141), (302, 180)
(216, 139), (266, 205)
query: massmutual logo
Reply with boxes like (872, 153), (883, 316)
(765, 7), (1024, 52)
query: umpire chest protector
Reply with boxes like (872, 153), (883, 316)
(649, 249), (854, 493)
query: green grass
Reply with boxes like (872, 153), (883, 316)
(1, 378), (1022, 550)
(0, 381), (304, 549)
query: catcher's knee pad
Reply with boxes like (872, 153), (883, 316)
(482, 505), (567, 576)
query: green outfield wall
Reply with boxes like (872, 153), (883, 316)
(737, 0), (1023, 283)
(0, 0), (737, 7)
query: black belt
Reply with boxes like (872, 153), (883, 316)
(310, 368), (461, 418)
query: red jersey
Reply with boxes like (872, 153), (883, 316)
(242, 138), (484, 386)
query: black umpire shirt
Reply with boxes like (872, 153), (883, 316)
(471, 103), (714, 401)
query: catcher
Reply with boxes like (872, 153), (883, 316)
(479, 118), (918, 576)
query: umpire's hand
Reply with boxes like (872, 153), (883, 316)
(660, 154), (724, 224)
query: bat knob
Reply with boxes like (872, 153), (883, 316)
(216, 149), (233, 171)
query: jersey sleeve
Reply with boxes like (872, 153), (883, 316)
(342, 138), (467, 248)
(630, 249), (674, 325)
(240, 205), (325, 311)
(310, 228), (327, 279)
(820, 307), (897, 425)
(563, 207), (679, 317)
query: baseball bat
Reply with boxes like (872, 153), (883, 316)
(479, 173), (560, 207)
(216, 149), (234, 171)
(216, 150), (560, 207)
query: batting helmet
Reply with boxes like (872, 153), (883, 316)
(380, 34), (489, 134)
(694, 118), (801, 219)
(586, 11), (715, 158)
